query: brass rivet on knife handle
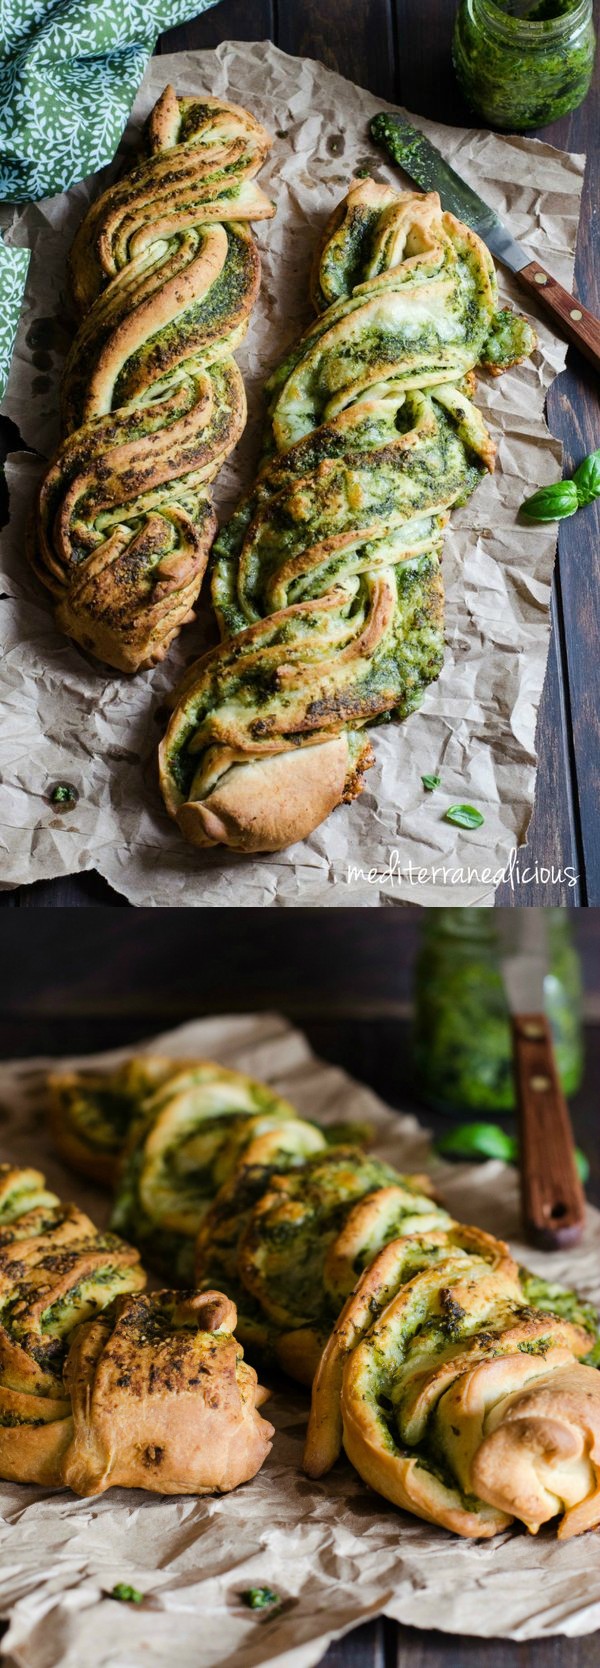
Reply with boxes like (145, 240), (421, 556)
(512, 1012), (585, 1250)
(517, 261), (600, 375)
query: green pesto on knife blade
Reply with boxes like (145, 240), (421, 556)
(369, 113), (530, 274)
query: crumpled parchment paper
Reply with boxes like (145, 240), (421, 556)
(0, 42), (585, 906)
(0, 1011), (599, 1666)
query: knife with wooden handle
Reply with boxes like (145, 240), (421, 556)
(497, 911), (586, 1250)
(370, 113), (600, 375)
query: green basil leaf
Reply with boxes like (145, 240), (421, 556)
(436, 1127), (589, 1186)
(110, 1585), (144, 1605)
(573, 448), (600, 507)
(49, 781), (78, 808)
(575, 1147), (590, 1185)
(444, 804), (484, 829)
(435, 1123), (516, 1162)
(421, 774), (441, 791)
(520, 480), (579, 522)
(242, 1588), (280, 1611)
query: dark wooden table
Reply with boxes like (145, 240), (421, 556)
(0, 995), (597, 1668)
(2, 0), (599, 908)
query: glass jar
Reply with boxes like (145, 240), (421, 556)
(452, 0), (596, 131)
(412, 909), (583, 1116)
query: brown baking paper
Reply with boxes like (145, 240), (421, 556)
(0, 44), (585, 906)
(0, 1011), (599, 1666)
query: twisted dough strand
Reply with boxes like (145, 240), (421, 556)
(0, 1162), (145, 1485)
(33, 87), (274, 672)
(303, 1196), (600, 1539)
(0, 1165), (272, 1497)
(194, 1140), (599, 1540)
(48, 1054), (186, 1185)
(108, 1059), (327, 1281)
(160, 180), (535, 850)
(196, 1149), (447, 1384)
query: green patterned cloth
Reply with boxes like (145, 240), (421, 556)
(0, 0), (220, 400)
(0, 242), (30, 406)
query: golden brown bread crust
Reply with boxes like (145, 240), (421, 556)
(323, 1181), (452, 1312)
(0, 1165), (272, 1499)
(62, 1290), (273, 1497)
(0, 1164), (145, 1486)
(471, 1360), (600, 1539)
(194, 1125), (600, 1540)
(305, 1222), (516, 1482)
(303, 1214), (599, 1540)
(32, 87), (274, 673)
(159, 180), (536, 851)
(171, 734), (369, 852)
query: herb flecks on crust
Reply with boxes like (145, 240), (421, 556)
(160, 179), (536, 852)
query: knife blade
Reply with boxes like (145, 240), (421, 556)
(496, 911), (585, 1249)
(369, 112), (600, 374)
(496, 906), (547, 1012)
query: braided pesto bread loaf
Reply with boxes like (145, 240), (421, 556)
(194, 1144), (600, 1539)
(32, 87), (274, 672)
(0, 1164), (272, 1496)
(195, 1148), (449, 1383)
(0, 1162), (145, 1485)
(48, 1055), (176, 1184)
(61, 1286), (273, 1497)
(304, 1217), (600, 1539)
(159, 179), (536, 851)
(108, 1061), (330, 1281)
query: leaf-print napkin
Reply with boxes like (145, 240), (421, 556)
(0, 0), (220, 399)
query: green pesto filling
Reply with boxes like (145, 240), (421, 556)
(110, 1098), (301, 1281)
(412, 915), (583, 1113)
(65, 1087), (138, 1148)
(519, 1269), (600, 1365)
(0, 1413), (48, 1429)
(517, 1336), (553, 1356)
(0, 1184), (57, 1224)
(247, 1150), (401, 1329)
(0, 1256), (137, 1377)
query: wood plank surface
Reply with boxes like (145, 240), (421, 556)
(386, 0), (600, 909)
(2, 0), (598, 906)
(2, 906), (600, 1018)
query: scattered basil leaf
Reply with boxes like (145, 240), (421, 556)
(436, 1123), (516, 1162)
(520, 480), (579, 522)
(435, 1123), (589, 1183)
(421, 774), (441, 791)
(444, 804), (484, 829)
(49, 782), (78, 808)
(572, 447), (600, 507)
(110, 1584), (143, 1605)
(242, 1587), (280, 1611)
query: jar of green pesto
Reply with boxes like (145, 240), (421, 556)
(452, 0), (596, 131)
(412, 909), (583, 1116)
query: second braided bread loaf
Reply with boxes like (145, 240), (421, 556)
(194, 1142), (600, 1539)
(33, 87), (274, 672)
(159, 179), (536, 850)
